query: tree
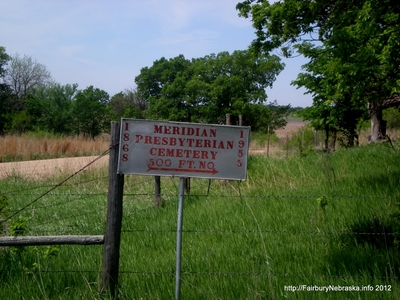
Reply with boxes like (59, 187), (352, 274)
(0, 46), (9, 83)
(0, 46), (12, 134)
(135, 55), (193, 121)
(72, 86), (110, 139)
(237, 0), (400, 142)
(26, 83), (78, 134)
(192, 51), (284, 124)
(292, 43), (368, 148)
(2, 53), (53, 133)
(244, 101), (290, 132)
(5, 53), (53, 101)
(108, 88), (147, 121)
(135, 50), (285, 128)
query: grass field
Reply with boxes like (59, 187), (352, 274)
(1, 139), (400, 299)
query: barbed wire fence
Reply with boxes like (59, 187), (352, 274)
(1, 129), (399, 298)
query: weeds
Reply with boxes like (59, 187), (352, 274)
(0, 135), (400, 299)
(0, 134), (109, 162)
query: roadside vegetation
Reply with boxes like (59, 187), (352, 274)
(1, 0), (400, 297)
(0, 141), (399, 299)
(0, 133), (109, 163)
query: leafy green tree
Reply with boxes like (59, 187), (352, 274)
(0, 47), (9, 82)
(384, 107), (400, 130)
(192, 51), (284, 124)
(135, 50), (284, 128)
(0, 52), (54, 134)
(237, 0), (400, 142)
(25, 83), (78, 134)
(292, 43), (368, 148)
(244, 101), (290, 132)
(71, 86), (110, 138)
(136, 55), (193, 121)
(108, 88), (147, 121)
(0, 46), (12, 134)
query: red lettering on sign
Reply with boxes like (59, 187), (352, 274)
(153, 125), (217, 137)
(176, 149), (183, 157)
(135, 135), (143, 143)
(154, 136), (161, 145)
(134, 135), (233, 150)
(154, 125), (162, 134)
(195, 139), (203, 147)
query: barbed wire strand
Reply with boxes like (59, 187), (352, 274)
(0, 145), (114, 226)
(0, 269), (397, 280)
(1, 175), (108, 195)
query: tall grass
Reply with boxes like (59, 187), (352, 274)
(0, 143), (399, 299)
(260, 126), (400, 158)
(0, 134), (110, 162)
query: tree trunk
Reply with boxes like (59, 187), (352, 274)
(368, 102), (386, 143)
(347, 126), (357, 147)
(330, 129), (337, 151)
(324, 125), (329, 152)
(368, 95), (400, 143)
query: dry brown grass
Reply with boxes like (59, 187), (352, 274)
(0, 134), (110, 162)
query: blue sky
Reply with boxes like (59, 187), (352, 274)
(0, 0), (312, 107)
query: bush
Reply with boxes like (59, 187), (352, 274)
(287, 127), (316, 157)
(0, 194), (9, 236)
(250, 131), (279, 147)
(384, 107), (400, 129)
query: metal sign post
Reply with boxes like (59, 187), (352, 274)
(175, 178), (185, 300)
(117, 119), (250, 299)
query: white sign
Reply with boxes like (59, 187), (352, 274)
(117, 119), (250, 180)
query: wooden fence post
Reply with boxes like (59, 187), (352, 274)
(226, 113), (231, 125)
(102, 122), (124, 299)
(184, 177), (190, 194)
(154, 176), (161, 206)
(286, 132), (289, 159)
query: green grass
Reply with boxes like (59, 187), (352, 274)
(1, 143), (400, 299)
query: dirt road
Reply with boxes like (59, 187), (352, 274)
(0, 155), (109, 180)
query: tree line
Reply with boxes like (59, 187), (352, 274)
(0, 47), (291, 138)
(3, 0), (400, 148)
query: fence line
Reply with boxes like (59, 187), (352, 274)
(5, 192), (400, 199)
(0, 269), (397, 281)
(0, 149), (111, 226)
(7, 227), (394, 237)
(1, 134), (399, 298)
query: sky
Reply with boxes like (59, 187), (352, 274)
(0, 0), (313, 108)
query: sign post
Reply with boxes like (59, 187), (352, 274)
(175, 177), (185, 300)
(117, 119), (250, 299)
